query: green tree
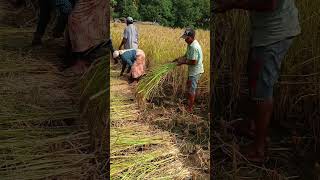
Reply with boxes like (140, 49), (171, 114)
(172, 0), (202, 28)
(115, 0), (140, 20)
(111, 0), (210, 29)
(197, 0), (210, 28)
(139, 0), (174, 26)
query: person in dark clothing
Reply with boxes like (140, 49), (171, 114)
(32, 0), (74, 46)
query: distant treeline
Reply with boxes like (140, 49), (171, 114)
(111, 0), (210, 29)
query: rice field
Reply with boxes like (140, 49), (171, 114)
(212, 1), (320, 179)
(110, 23), (210, 179)
(111, 23), (210, 102)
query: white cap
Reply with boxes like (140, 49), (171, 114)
(113, 50), (120, 59)
(126, 17), (134, 23)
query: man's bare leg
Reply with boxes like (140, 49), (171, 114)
(187, 93), (196, 113)
(244, 99), (273, 162)
(232, 98), (256, 138)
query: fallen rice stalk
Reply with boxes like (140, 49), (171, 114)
(0, 31), (98, 179)
(110, 68), (190, 179)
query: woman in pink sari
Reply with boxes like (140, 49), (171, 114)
(66, 0), (107, 73)
(113, 49), (146, 84)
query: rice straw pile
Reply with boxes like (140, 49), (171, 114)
(0, 28), (97, 179)
(110, 65), (190, 179)
(136, 62), (177, 102)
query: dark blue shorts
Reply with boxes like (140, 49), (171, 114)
(187, 74), (202, 94)
(55, 0), (73, 14)
(248, 38), (293, 101)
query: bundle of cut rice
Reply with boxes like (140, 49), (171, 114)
(136, 62), (177, 103)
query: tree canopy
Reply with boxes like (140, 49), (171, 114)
(111, 0), (209, 29)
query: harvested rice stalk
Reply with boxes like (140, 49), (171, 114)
(136, 62), (177, 105)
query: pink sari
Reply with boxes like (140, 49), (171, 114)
(68, 0), (107, 53)
(131, 49), (146, 79)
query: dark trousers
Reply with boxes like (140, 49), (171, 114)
(35, 0), (71, 37)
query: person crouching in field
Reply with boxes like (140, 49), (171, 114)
(214, 0), (301, 162)
(113, 49), (146, 84)
(174, 28), (204, 113)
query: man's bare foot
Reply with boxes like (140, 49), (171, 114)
(129, 80), (138, 86)
(128, 77), (136, 84)
(32, 38), (42, 47)
(186, 106), (193, 113)
(241, 143), (265, 163)
(71, 60), (88, 74)
(52, 31), (63, 39)
(231, 120), (255, 139)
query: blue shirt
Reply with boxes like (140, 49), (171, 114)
(120, 49), (137, 67)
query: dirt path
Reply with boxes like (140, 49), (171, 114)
(0, 2), (98, 178)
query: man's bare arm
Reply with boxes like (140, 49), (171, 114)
(119, 38), (127, 50)
(120, 62), (127, 76)
(126, 66), (131, 73)
(177, 59), (197, 66)
(173, 56), (186, 62)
